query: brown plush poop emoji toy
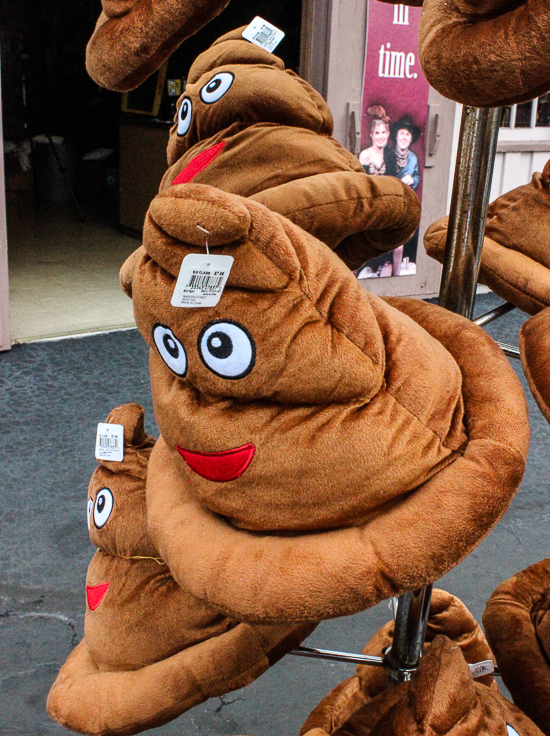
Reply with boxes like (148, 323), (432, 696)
(302, 636), (544, 736)
(121, 181), (528, 624)
(483, 559), (550, 736)
(301, 589), (498, 736)
(86, 0), (231, 91)
(419, 0), (550, 107)
(160, 28), (421, 271)
(47, 402), (315, 736)
(424, 159), (550, 317)
(519, 308), (550, 424)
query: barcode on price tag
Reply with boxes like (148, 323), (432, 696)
(95, 422), (124, 462)
(171, 253), (234, 308)
(242, 17), (285, 53)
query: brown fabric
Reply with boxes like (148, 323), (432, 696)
(424, 162), (550, 315)
(161, 32), (420, 269)
(519, 309), (550, 423)
(121, 183), (528, 622)
(313, 636), (544, 736)
(47, 403), (315, 736)
(419, 0), (550, 107)
(483, 558), (550, 735)
(86, 0), (231, 91)
(301, 589), (497, 736)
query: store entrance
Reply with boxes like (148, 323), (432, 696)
(0, 0), (302, 344)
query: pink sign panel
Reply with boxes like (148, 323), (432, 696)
(357, 3), (430, 279)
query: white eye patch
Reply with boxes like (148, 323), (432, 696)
(177, 98), (192, 135)
(198, 320), (256, 379)
(87, 498), (93, 531)
(93, 488), (114, 529)
(200, 72), (234, 104)
(153, 324), (188, 377)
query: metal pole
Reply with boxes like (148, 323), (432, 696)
(383, 585), (433, 684)
(292, 108), (504, 689)
(438, 106), (502, 319)
(382, 107), (502, 687)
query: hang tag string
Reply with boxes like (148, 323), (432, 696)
(197, 225), (210, 256)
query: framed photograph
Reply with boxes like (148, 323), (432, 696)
(121, 63), (168, 117)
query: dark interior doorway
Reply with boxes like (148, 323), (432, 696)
(0, 0), (302, 341)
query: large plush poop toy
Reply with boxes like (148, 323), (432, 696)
(161, 28), (421, 271)
(483, 559), (550, 736)
(301, 589), (498, 736)
(424, 159), (550, 317)
(86, 0), (231, 91)
(47, 403), (315, 736)
(302, 636), (544, 736)
(122, 181), (528, 624)
(419, 0), (550, 107)
(519, 308), (550, 424)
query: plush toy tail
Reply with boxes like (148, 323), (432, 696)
(250, 171), (421, 270)
(86, 0), (231, 91)
(47, 620), (313, 736)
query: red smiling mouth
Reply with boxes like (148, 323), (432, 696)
(86, 582), (109, 610)
(172, 141), (225, 185)
(177, 443), (255, 482)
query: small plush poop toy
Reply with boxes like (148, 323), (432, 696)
(161, 28), (421, 271)
(86, 0), (231, 91)
(419, 0), (550, 107)
(301, 589), (498, 736)
(424, 159), (550, 317)
(47, 403), (315, 736)
(483, 558), (550, 736)
(121, 181), (528, 624)
(302, 636), (544, 736)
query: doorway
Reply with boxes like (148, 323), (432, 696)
(0, 0), (303, 346)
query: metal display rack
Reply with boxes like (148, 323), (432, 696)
(290, 105), (510, 684)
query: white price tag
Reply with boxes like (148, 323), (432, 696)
(469, 660), (494, 679)
(171, 253), (233, 308)
(95, 423), (124, 462)
(242, 17), (285, 53)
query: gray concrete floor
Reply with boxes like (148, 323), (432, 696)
(0, 292), (547, 735)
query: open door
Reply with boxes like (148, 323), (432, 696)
(0, 51), (10, 351)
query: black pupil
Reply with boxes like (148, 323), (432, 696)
(97, 495), (105, 513)
(207, 331), (232, 359)
(182, 101), (189, 117)
(207, 79), (221, 93)
(163, 334), (179, 359)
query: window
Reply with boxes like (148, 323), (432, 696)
(501, 94), (550, 129)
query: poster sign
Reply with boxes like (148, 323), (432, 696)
(357, 3), (430, 279)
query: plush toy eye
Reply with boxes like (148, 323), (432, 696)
(200, 72), (235, 104)
(153, 324), (188, 377)
(177, 98), (192, 136)
(93, 488), (114, 529)
(87, 498), (93, 531)
(507, 727), (520, 736)
(198, 320), (256, 379)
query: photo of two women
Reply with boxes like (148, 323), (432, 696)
(357, 104), (421, 279)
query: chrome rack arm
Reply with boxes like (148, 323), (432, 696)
(473, 301), (516, 327)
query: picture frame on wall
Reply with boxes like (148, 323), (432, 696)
(121, 62), (169, 118)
